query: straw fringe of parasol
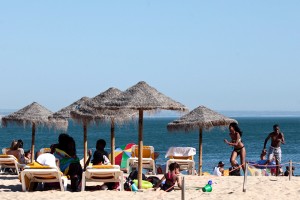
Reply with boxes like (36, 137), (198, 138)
(70, 87), (138, 164)
(95, 81), (189, 112)
(48, 97), (91, 131)
(50, 97), (90, 119)
(167, 105), (237, 176)
(95, 81), (188, 189)
(1, 102), (67, 162)
(71, 88), (138, 125)
(167, 106), (237, 132)
(2, 102), (53, 128)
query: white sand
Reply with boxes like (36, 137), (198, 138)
(1, 174), (300, 200)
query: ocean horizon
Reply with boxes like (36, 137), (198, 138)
(1, 109), (300, 118)
(1, 108), (300, 175)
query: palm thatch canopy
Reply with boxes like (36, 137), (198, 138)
(96, 81), (189, 112)
(70, 87), (138, 165)
(93, 81), (188, 189)
(2, 102), (53, 127)
(167, 105), (237, 132)
(51, 96), (90, 119)
(167, 105), (237, 176)
(1, 102), (66, 162)
(48, 96), (90, 129)
(71, 88), (138, 124)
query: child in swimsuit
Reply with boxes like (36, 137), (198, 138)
(155, 162), (181, 192)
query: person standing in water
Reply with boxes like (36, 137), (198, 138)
(224, 122), (246, 173)
(262, 124), (285, 176)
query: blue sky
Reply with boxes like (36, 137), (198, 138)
(0, 1), (299, 112)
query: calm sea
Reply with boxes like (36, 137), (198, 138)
(1, 116), (300, 174)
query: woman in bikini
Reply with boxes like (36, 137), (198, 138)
(224, 122), (246, 173)
(6, 140), (25, 164)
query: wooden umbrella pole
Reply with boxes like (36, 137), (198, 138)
(289, 160), (292, 181)
(138, 109), (144, 189)
(31, 122), (36, 162)
(243, 162), (248, 192)
(198, 128), (203, 176)
(181, 176), (185, 200)
(83, 122), (87, 164)
(111, 118), (115, 165)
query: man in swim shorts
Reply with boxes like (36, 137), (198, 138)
(262, 124), (285, 176)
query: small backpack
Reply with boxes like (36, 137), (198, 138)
(128, 170), (147, 180)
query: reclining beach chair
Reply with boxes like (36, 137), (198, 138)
(165, 147), (196, 175)
(20, 162), (67, 191)
(0, 154), (25, 175)
(126, 145), (156, 175)
(81, 165), (124, 191)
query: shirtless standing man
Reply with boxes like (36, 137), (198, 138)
(262, 124), (285, 176)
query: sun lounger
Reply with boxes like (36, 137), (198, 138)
(81, 165), (124, 191)
(20, 162), (67, 191)
(126, 145), (156, 174)
(0, 154), (25, 175)
(165, 147), (196, 175)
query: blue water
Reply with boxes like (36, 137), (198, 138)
(1, 116), (300, 175)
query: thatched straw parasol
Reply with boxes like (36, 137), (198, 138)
(95, 81), (188, 188)
(1, 102), (66, 162)
(49, 96), (90, 161)
(50, 96), (90, 119)
(70, 88), (138, 164)
(167, 105), (238, 175)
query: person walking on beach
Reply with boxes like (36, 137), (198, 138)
(224, 122), (246, 173)
(262, 124), (285, 176)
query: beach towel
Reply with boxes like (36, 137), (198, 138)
(53, 148), (79, 175)
(247, 165), (270, 176)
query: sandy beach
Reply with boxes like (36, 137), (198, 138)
(1, 173), (300, 200)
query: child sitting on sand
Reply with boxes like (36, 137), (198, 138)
(213, 161), (225, 176)
(284, 166), (295, 176)
(155, 162), (182, 192)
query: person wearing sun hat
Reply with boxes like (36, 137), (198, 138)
(213, 161), (225, 176)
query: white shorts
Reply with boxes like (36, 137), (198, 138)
(267, 146), (281, 163)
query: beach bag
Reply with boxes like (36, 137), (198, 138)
(146, 176), (160, 187)
(128, 170), (147, 180)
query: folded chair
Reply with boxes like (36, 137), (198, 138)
(0, 154), (25, 175)
(127, 145), (156, 174)
(20, 162), (67, 191)
(81, 165), (124, 191)
(165, 147), (196, 175)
